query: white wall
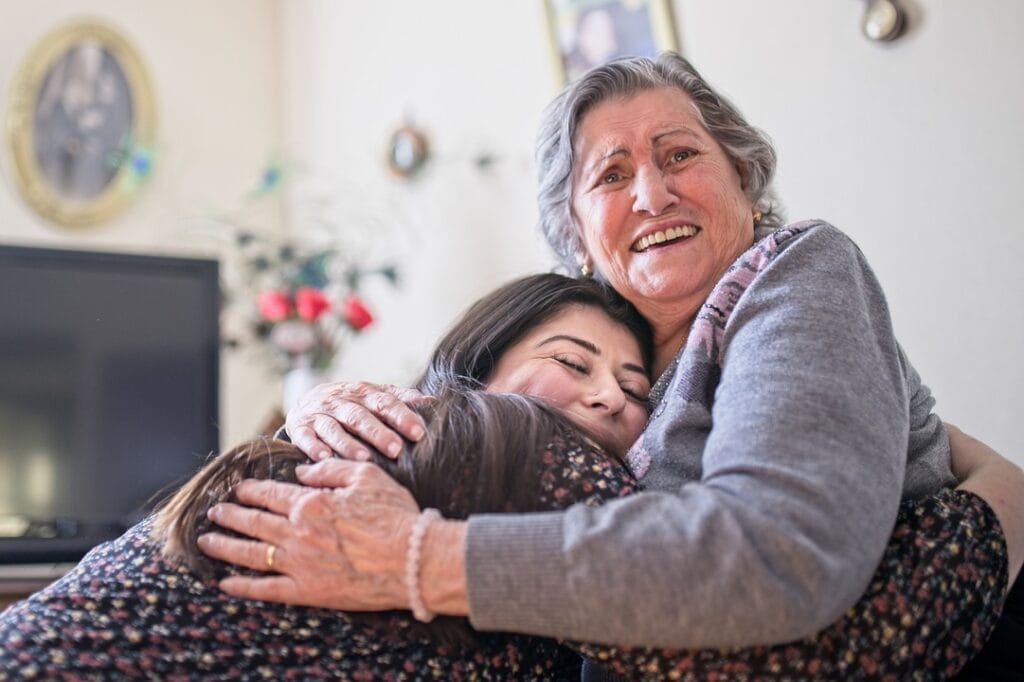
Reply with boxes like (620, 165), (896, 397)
(282, 0), (1023, 464)
(0, 1), (284, 446)
(278, 0), (559, 386)
(2, 2), (1018, 463)
(675, 0), (1024, 463)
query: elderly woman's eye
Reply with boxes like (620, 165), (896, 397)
(670, 149), (694, 163)
(601, 171), (621, 184)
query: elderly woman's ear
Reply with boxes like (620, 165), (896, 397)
(734, 159), (752, 192)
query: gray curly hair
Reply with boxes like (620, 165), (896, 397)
(536, 52), (784, 272)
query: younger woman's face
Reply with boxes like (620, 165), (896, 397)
(485, 304), (650, 456)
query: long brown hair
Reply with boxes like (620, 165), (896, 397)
(151, 388), (635, 646)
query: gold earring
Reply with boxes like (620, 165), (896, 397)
(752, 210), (763, 226)
(580, 261), (591, 278)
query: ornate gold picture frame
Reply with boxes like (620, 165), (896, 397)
(5, 20), (156, 228)
(544, 0), (679, 85)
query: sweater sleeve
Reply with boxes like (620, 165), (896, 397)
(466, 224), (922, 648)
(571, 488), (1008, 680)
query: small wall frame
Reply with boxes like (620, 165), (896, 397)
(544, 0), (679, 85)
(5, 20), (156, 228)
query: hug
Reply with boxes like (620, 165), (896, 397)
(3, 53), (1023, 680)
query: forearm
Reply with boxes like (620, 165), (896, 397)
(950, 425), (1024, 586)
(569, 488), (1008, 680)
(466, 485), (889, 649)
(468, 225), (915, 647)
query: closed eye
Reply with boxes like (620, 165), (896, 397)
(622, 385), (649, 403)
(554, 355), (588, 374)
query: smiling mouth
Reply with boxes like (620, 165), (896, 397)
(630, 225), (700, 252)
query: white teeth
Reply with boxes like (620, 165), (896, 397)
(632, 225), (699, 252)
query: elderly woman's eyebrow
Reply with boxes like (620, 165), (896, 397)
(580, 127), (703, 174)
(580, 148), (629, 176)
(652, 126), (702, 144)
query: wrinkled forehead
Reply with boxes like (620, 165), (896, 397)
(572, 86), (708, 151)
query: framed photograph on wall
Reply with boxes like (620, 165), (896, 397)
(5, 20), (156, 228)
(544, 0), (679, 85)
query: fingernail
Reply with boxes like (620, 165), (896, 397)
(197, 534), (210, 548)
(296, 464), (310, 477)
(387, 441), (402, 457)
(356, 449), (371, 461)
(313, 448), (329, 461)
(207, 505), (222, 520)
(410, 425), (425, 441)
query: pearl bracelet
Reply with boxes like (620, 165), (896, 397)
(405, 508), (441, 623)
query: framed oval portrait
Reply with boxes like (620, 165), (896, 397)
(5, 20), (156, 228)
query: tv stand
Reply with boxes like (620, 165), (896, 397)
(0, 563), (74, 610)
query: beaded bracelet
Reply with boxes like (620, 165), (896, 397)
(405, 508), (442, 623)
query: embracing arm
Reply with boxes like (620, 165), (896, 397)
(571, 486), (1008, 680)
(210, 227), (1019, 651)
(948, 423), (1024, 585)
(572, 429), (1021, 678)
(466, 224), (916, 647)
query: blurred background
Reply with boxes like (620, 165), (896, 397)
(0, 0), (1020, 465)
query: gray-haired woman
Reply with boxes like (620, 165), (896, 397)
(200, 54), (1024, 676)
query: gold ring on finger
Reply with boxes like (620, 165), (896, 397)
(265, 544), (277, 570)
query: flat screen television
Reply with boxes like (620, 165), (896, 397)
(0, 245), (220, 568)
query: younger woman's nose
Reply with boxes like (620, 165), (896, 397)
(585, 378), (627, 415)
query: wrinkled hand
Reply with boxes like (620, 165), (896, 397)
(285, 380), (428, 461)
(197, 459), (420, 611)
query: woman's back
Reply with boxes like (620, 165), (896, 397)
(0, 391), (637, 679)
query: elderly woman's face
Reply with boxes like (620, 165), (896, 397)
(571, 87), (754, 320)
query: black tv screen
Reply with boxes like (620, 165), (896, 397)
(0, 245), (219, 565)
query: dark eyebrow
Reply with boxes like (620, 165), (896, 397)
(538, 334), (598, 354)
(621, 362), (647, 377)
(539, 335), (649, 379)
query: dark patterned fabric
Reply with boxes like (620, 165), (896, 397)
(0, 432), (634, 681)
(0, 441), (1009, 679)
(577, 488), (1008, 681)
(954, 572), (1024, 681)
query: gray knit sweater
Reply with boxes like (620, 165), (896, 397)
(465, 221), (955, 649)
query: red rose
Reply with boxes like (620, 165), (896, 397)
(343, 293), (374, 330)
(257, 290), (291, 321)
(295, 286), (330, 322)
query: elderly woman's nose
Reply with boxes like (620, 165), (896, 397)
(632, 165), (678, 216)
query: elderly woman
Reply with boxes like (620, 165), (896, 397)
(200, 54), (1023, 669)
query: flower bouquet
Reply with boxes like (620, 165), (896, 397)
(209, 163), (399, 376)
(231, 232), (397, 373)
